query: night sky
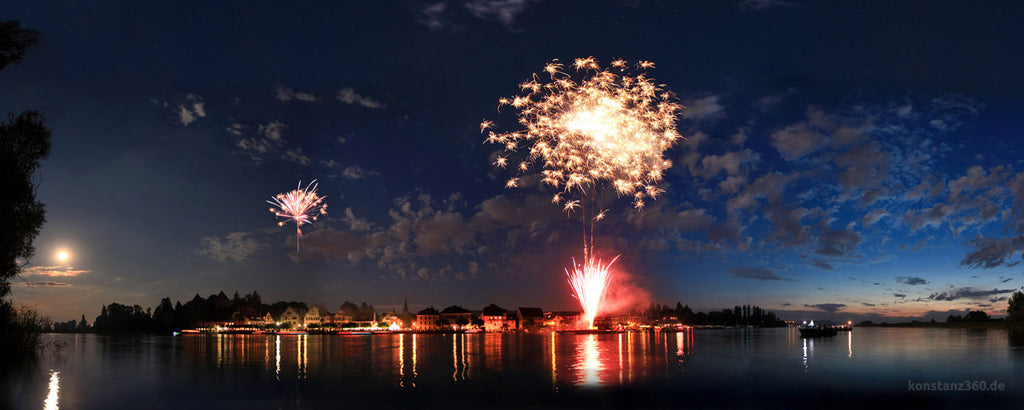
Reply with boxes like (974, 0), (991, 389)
(5, 1), (1024, 323)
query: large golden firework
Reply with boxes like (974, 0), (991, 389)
(482, 57), (683, 210)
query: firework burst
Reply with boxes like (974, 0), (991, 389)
(484, 57), (683, 330)
(481, 57), (682, 210)
(566, 255), (620, 329)
(267, 180), (327, 251)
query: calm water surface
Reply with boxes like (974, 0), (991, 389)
(4, 328), (1023, 409)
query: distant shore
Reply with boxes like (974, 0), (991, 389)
(856, 319), (1006, 329)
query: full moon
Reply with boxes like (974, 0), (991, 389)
(56, 250), (69, 262)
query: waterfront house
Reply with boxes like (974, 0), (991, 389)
(334, 309), (354, 324)
(280, 306), (307, 328)
(260, 312), (274, 325)
(440, 305), (473, 329)
(415, 306), (441, 330)
(379, 310), (400, 328)
(481, 304), (510, 332)
(544, 311), (582, 330)
(305, 304), (329, 327)
(517, 307), (544, 331)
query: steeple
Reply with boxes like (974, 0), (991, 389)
(402, 296), (409, 314)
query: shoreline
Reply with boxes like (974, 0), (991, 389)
(855, 320), (1007, 329)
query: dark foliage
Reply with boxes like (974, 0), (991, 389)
(0, 21), (38, 71)
(0, 111), (51, 297)
(1, 20), (50, 362)
(643, 302), (786, 327)
(946, 310), (992, 323)
(1009, 291), (1024, 329)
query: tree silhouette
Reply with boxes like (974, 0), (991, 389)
(0, 20), (50, 359)
(0, 21), (38, 71)
(1009, 291), (1024, 330)
(0, 20), (49, 298)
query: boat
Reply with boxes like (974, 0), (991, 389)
(276, 330), (307, 335)
(799, 320), (838, 337)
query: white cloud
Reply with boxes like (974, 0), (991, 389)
(234, 121), (308, 164)
(340, 165), (378, 180)
(753, 88), (795, 112)
(23, 265), (91, 277)
(738, 0), (793, 12)
(225, 123), (245, 136)
(177, 94), (206, 126)
(861, 209), (890, 227)
(337, 88), (385, 109)
(283, 149), (311, 166)
(465, 0), (529, 28)
(13, 281), (71, 288)
(682, 95), (725, 121)
(258, 121), (288, 141)
(275, 86), (318, 102)
(198, 232), (264, 263)
(418, 2), (447, 30)
(770, 108), (835, 160)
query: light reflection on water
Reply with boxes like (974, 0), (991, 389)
(42, 370), (58, 410)
(575, 334), (602, 386)
(8, 328), (1023, 408)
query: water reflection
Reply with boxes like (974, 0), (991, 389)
(15, 328), (1024, 409)
(847, 330), (853, 358)
(451, 334), (470, 382)
(398, 334), (404, 386)
(626, 331), (633, 382)
(274, 336), (281, 380)
(550, 332), (557, 389)
(297, 334), (307, 379)
(484, 333), (502, 372)
(42, 370), (59, 410)
(575, 334), (602, 386)
(802, 337), (809, 372)
(674, 330), (693, 372)
(618, 333), (623, 384)
(398, 334), (418, 388)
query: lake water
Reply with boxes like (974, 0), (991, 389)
(3, 327), (1022, 409)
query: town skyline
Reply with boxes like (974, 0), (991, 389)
(57, 287), (989, 326)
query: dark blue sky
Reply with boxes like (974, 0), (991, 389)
(5, 1), (1024, 322)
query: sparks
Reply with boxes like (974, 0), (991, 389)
(267, 180), (327, 251)
(566, 255), (619, 329)
(482, 57), (683, 209)
(483, 58), (684, 331)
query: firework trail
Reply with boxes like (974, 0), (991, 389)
(268, 180), (327, 251)
(483, 57), (682, 328)
(567, 255), (620, 329)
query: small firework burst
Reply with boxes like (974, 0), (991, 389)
(267, 180), (327, 251)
